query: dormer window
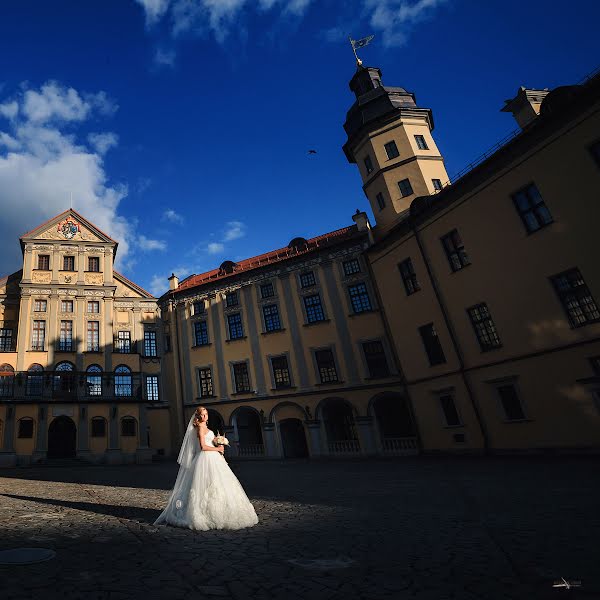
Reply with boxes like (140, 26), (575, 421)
(37, 255), (50, 270)
(63, 256), (75, 271)
(88, 256), (100, 272)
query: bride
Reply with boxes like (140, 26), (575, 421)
(154, 406), (259, 531)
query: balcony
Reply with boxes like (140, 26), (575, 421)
(0, 370), (149, 402)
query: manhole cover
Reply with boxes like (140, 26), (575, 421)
(0, 548), (56, 565)
(287, 557), (355, 570)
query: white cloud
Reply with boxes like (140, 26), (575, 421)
(0, 81), (133, 274)
(149, 273), (167, 296)
(138, 235), (167, 251)
(162, 208), (184, 224)
(135, 0), (172, 25)
(88, 132), (118, 155)
(364, 0), (447, 47)
(223, 220), (246, 241)
(207, 242), (225, 254)
(154, 47), (177, 67)
(136, 0), (314, 43)
(0, 101), (18, 120)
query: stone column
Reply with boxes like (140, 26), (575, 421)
(223, 425), (238, 457)
(305, 420), (324, 458)
(77, 405), (92, 462)
(76, 295), (86, 371)
(262, 423), (280, 459)
(22, 245), (33, 283)
(355, 416), (377, 456)
(47, 291), (59, 366)
(0, 406), (17, 466)
(105, 403), (122, 464)
(136, 404), (153, 464)
(32, 405), (48, 463)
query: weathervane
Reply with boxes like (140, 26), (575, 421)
(349, 34), (374, 66)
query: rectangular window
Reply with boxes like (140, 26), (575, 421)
(440, 395), (461, 427)
(441, 229), (471, 272)
(225, 291), (239, 307)
(37, 255), (50, 270)
(61, 299), (73, 313)
(260, 282), (275, 298)
(419, 323), (446, 366)
(376, 192), (386, 210)
(146, 376), (159, 402)
(0, 328), (13, 352)
(315, 349), (338, 383)
(63, 255), (75, 271)
(144, 330), (157, 356)
(87, 321), (99, 352)
(467, 303), (502, 351)
(304, 294), (325, 323)
(88, 256), (100, 272)
(59, 320), (73, 352)
(116, 330), (131, 353)
(363, 341), (389, 378)
(398, 178), (414, 197)
(233, 362), (251, 393)
(34, 299), (47, 312)
(364, 154), (374, 174)
(193, 301), (205, 315)
(512, 183), (553, 233)
(343, 259), (361, 276)
(87, 301), (100, 313)
(497, 384), (525, 421)
(18, 419), (34, 438)
(164, 334), (171, 352)
(263, 304), (282, 332)
(348, 283), (372, 313)
(398, 258), (420, 296)
(194, 321), (209, 346)
(199, 367), (214, 397)
(551, 268), (600, 327)
(300, 271), (316, 288)
(588, 139), (600, 168)
(227, 313), (244, 340)
(31, 320), (45, 351)
(415, 134), (429, 150)
(121, 418), (137, 437)
(271, 355), (291, 388)
(91, 418), (106, 437)
(384, 140), (400, 159)
(432, 178), (443, 191)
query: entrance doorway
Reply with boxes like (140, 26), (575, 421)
(279, 418), (308, 458)
(47, 416), (77, 458)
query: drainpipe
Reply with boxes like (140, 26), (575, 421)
(411, 222), (490, 453)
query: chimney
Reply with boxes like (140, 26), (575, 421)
(168, 273), (179, 291)
(352, 209), (374, 245)
(501, 86), (550, 129)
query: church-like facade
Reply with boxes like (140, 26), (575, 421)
(1, 63), (599, 465)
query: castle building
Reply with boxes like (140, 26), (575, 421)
(1, 63), (599, 465)
(0, 212), (161, 466)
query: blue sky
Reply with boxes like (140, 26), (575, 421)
(0, 0), (597, 296)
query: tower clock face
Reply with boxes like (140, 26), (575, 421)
(58, 219), (79, 239)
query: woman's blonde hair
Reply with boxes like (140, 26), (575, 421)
(192, 406), (207, 427)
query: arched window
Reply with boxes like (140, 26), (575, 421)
(17, 417), (34, 438)
(121, 416), (137, 437)
(91, 416), (107, 437)
(26, 364), (44, 396)
(115, 365), (132, 397)
(86, 365), (102, 397)
(53, 361), (75, 396)
(0, 364), (15, 397)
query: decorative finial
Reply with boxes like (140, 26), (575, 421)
(349, 34), (374, 67)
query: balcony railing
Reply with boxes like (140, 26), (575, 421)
(237, 444), (265, 457)
(328, 440), (361, 454)
(0, 371), (149, 402)
(381, 437), (418, 455)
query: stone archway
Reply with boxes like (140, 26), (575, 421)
(279, 418), (309, 458)
(48, 416), (77, 459)
(371, 393), (418, 455)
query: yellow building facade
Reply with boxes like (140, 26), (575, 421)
(1, 64), (599, 464)
(0, 211), (161, 466)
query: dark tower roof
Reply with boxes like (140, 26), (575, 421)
(342, 65), (434, 163)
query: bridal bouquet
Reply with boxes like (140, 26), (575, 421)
(213, 432), (230, 447)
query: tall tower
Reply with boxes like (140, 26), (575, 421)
(343, 66), (449, 231)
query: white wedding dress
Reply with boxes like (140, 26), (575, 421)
(154, 424), (258, 531)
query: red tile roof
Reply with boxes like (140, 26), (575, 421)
(175, 225), (358, 293)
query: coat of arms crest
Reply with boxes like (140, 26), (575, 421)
(57, 219), (80, 239)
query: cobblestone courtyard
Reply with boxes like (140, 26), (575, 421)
(0, 457), (598, 600)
